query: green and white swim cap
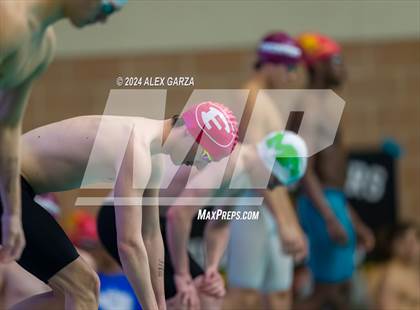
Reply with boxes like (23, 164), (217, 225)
(257, 131), (308, 186)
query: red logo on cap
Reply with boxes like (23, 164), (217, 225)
(194, 102), (235, 147)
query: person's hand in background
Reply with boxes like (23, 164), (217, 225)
(279, 223), (308, 262)
(326, 217), (349, 245)
(348, 205), (375, 252)
(355, 222), (375, 252)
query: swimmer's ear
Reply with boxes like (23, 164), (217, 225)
(182, 126), (191, 137)
(171, 115), (184, 128)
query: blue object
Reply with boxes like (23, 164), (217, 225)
(99, 273), (142, 310)
(381, 138), (403, 159)
(297, 188), (356, 283)
(101, 0), (128, 15)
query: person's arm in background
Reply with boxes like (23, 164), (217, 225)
(301, 158), (348, 244)
(348, 205), (375, 252)
(114, 141), (158, 309)
(199, 213), (229, 298)
(260, 186), (307, 262)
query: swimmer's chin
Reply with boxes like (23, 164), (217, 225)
(170, 157), (192, 166)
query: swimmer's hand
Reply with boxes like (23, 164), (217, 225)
(0, 214), (25, 263)
(279, 225), (308, 262)
(174, 273), (200, 310)
(326, 218), (348, 245)
(197, 266), (226, 298)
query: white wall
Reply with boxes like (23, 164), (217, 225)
(54, 0), (420, 57)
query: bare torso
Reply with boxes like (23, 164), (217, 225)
(314, 133), (346, 188)
(294, 91), (346, 188)
(21, 116), (161, 194)
(240, 80), (285, 144)
(378, 261), (420, 309)
(0, 2), (55, 119)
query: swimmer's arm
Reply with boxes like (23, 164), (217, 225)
(302, 159), (348, 245)
(166, 203), (203, 278)
(261, 187), (299, 228)
(0, 53), (52, 216)
(348, 205), (365, 230)
(166, 159), (234, 278)
(0, 81), (34, 262)
(166, 203), (203, 308)
(114, 143), (158, 309)
(0, 79), (33, 210)
(0, 22), (55, 214)
(348, 205), (375, 251)
(0, 128), (20, 215)
(204, 213), (230, 269)
(142, 190), (165, 309)
(115, 202), (158, 310)
(260, 187), (307, 261)
(114, 201), (158, 310)
(302, 159), (337, 222)
(0, 265), (5, 308)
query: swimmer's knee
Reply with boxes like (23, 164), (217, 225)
(264, 290), (292, 310)
(229, 288), (261, 308)
(273, 290), (291, 298)
(48, 257), (99, 304)
(198, 293), (224, 310)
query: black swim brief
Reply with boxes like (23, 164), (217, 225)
(0, 177), (79, 283)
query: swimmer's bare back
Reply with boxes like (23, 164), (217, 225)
(21, 115), (161, 194)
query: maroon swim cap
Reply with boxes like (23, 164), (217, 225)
(258, 32), (302, 67)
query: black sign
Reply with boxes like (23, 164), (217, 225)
(345, 151), (397, 230)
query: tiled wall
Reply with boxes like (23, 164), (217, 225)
(24, 39), (420, 224)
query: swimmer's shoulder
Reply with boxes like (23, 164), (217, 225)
(0, 2), (28, 59)
(149, 155), (165, 187)
(33, 115), (155, 141)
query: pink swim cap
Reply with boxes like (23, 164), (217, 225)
(297, 32), (341, 66)
(258, 32), (302, 67)
(181, 101), (239, 161)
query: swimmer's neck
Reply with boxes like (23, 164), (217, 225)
(29, 0), (65, 30)
(248, 71), (270, 89)
(154, 118), (173, 155)
(307, 75), (340, 90)
(307, 79), (329, 89)
(241, 144), (260, 173)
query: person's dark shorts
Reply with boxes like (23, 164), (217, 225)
(97, 206), (204, 299)
(0, 177), (79, 283)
